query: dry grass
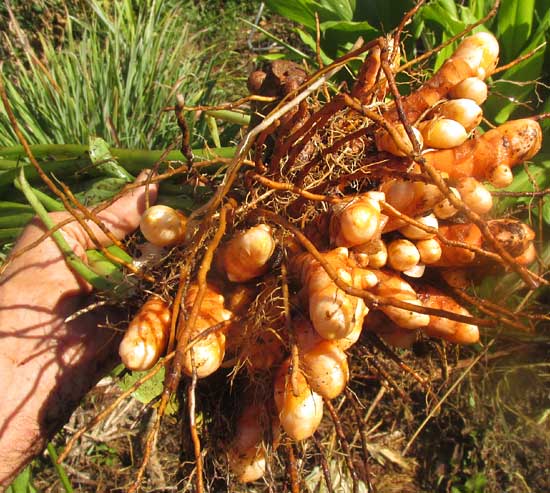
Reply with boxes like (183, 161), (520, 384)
(33, 329), (548, 492)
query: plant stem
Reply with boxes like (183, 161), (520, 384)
(0, 144), (236, 166)
(0, 227), (22, 242)
(13, 178), (65, 211)
(0, 145), (236, 187)
(18, 166), (114, 291)
(205, 109), (251, 126)
(0, 213), (34, 228)
(46, 443), (74, 493)
(205, 114), (221, 148)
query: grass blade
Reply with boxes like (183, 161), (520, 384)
(46, 443), (74, 493)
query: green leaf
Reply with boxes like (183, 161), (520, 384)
(265, 0), (317, 28)
(320, 19), (377, 35)
(88, 137), (134, 182)
(46, 443), (74, 493)
(435, 32), (460, 71)
(319, 19), (379, 58)
(469, 0), (491, 22)
(86, 443), (119, 467)
(457, 3), (480, 25)
(497, 0), (535, 62)
(117, 366), (179, 414)
(420, 1), (465, 37)
(484, 8), (550, 123)
(418, 0), (467, 70)
(119, 367), (166, 405)
(73, 177), (129, 206)
(296, 28), (334, 65)
(434, 0), (459, 18)
(256, 53), (288, 61)
(6, 465), (36, 493)
(265, 0), (339, 29)
(492, 157), (550, 215)
(318, 0), (355, 21)
(464, 473), (487, 493)
(542, 197), (550, 225)
(353, 0), (415, 32)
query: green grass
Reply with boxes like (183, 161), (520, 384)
(0, 0), (251, 249)
(0, 0), (252, 150)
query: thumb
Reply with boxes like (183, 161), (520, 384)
(60, 170), (159, 250)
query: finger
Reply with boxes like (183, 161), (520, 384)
(60, 170), (159, 250)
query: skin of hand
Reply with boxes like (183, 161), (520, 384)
(0, 171), (158, 488)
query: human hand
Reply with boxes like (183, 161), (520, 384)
(0, 171), (158, 488)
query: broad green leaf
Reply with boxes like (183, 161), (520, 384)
(88, 137), (134, 181)
(492, 157), (550, 218)
(119, 367), (165, 404)
(319, 20), (379, 57)
(484, 8), (550, 123)
(418, 0), (466, 70)
(264, 0), (318, 29)
(542, 197), (550, 225)
(73, 177), (129, 206)
(435, 32), (459, 71)
(318, 0), (355, 21)
(420, 2), (465, 37)
(434, 0), (459, 17)
(353, 0), (415, 32)
(457, 4), (480, 25)
(6, 465), (36, 493)
(469, 0), (491, 22)
(296, 28), (334, 65)
(541, 97), (550, 151)
(320, 20), (377, 36)
(488, 64), (543, 124)
(411, 17), (425, 40)
(118, 366), (179, 414)
(265, 0), (343, 29)
(497, 0), (535, 62)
